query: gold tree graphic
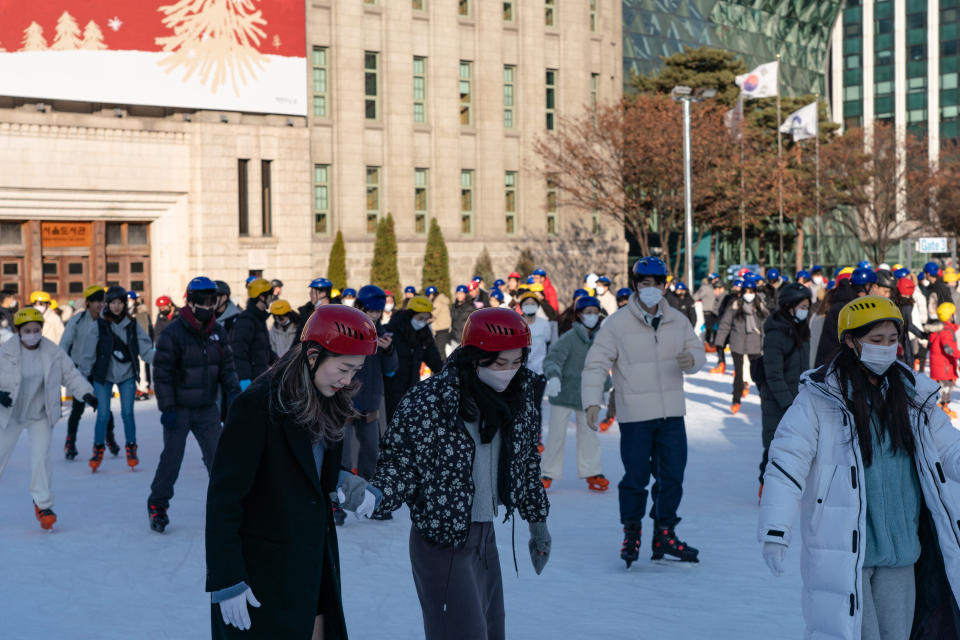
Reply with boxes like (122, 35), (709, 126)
(51, 11), (83, 50)
(155, 0), (269, 95)
(80, 21), (107, 50)
(21, 22), (48, 51)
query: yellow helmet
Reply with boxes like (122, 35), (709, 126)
(837, 295), (903, 341)
(246, 278), (272, 299)
(945, 269), (959, 284)
(14, 308), (44, 326)
(49, 300), (59, 310)
(838, 267), (855, 276)
(29, 290), (51, 304)
(528, 283), (544, 293)
(892, 263), (904, 271)
(331, 288), (341, 299)
(407, 296), (434, 314)
(519, 291), (541, 303)
(938, 302), (957, 323)
(83, 285), (105, 300)
(269, 299), (292, 316)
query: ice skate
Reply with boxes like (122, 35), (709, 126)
(34, 503), (56, 530)
(88, 444), (105, 472)
(148, 504), (168, 533)
(730, 403), (740, 415)
(125, 443), (139, 469)
(105, 430), (120, 457)
(586, 475), (609, 492)
(620, 526), (642, 569)
(709, 362), (725, 374)
(598, 417), (615, 432)
(64, 435), (78, 461)
(541, 476), (552, 489)
(651, 526), (699, 564)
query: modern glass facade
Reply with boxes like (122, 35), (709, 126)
(623, 0), (844, 95)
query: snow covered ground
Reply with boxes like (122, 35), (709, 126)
(0, 368), (805, 639)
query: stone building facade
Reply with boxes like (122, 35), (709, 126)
(0, 0), (622, 309)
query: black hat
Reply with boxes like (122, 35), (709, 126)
(777, 282), (811, 309)
(875, 269), (896, 289)
(105, 285), (128, 303)
(215, 280), (231, 297)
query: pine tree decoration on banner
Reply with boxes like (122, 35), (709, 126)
(51, 12), (82, 50)
(80, 21), (107, 51)
(156, 0), (269, 94)
(21, 22), (48, 51)
(422, 218), (451, 298)
(327, 230), (347, 291)
(370, 214), (401, 296)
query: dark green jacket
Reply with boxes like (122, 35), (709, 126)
(543, 322), (609, 410)
(759, 311), (810, 411)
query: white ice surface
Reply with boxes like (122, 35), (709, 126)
(0, 368), (804, 639)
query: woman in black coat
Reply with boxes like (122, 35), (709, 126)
(757, 282), (811, 493)
(383, 297), (443, 421)
(205, 305), (381, 639)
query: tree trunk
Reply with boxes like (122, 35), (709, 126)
(709, 229), (717, 274)
(795, 223), (805, 274)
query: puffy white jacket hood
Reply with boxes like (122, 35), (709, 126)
(759, 360), (960, 640)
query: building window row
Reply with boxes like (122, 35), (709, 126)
(237, 158), (273, 237)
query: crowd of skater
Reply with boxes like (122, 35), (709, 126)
(2, 256), (960, 639)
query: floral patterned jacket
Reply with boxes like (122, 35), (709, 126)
(371, 352), (549, 546)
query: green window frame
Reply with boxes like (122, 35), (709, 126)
(504, 1), (514, 22)
(546, 69), (557, 131)
(365, 51), (379, 121)
(314, 164), (330, 235)
(460, 61), (473, 126)
(504, 65), (516, 129)
(461, 170), (474, 235)
(414, 56), (427, 123)
(545, 0), (556, 27)
(546, 175), (558, 235)
(415, 168), (428, 234)
(505, 171), (517, 235)
(366, 166), (380, 234)
(312, 46), (329, 118)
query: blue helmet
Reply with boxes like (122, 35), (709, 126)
(127, 291), (139, 300)
(404, 285), (417, 294)
(341, 288), (357, 298)
(309, 277), (332, 290)
(675, 282), (687, 292)
(425, 286), (438, 296)
(616, 287), (632, 299)
(187, 276), (217, 293)
(456, 284), (469, 294)
(766, 268), (780, 281)
(924, 261), (940, 276)
(894, 267), (910, 280)
(357, 285), (386, 311)
(740, 280), (757, 291)
(533, 268), (547, 277)
(526, 276), (536, 284)
(782, 275), (790, 283)
(245, 275), (258, 285)
(493, 279), (505, 288)
(828, 279), (836, 289)
(576, 295), (601, 311)
(574, 288), (589, 299)
(850, 268), (877, 286)
(796, 270), (811, 281)
(473, 275), (483, 282)
(596, 276), (612, 285)
(733, 279), (745, 288)
(708, 272), (720, 281)
(632, 256), (668, 278)
(811, 265), (823, 273)
(490, 289), (504, 302)
(857, 260), (872, 270)
(748, 271), (765, 282)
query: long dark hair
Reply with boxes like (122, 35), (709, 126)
(735, 289), (767, 322)
(267, 343), (360, 443)
(831, 323), (916, 467)
(773, 306), (810, 346)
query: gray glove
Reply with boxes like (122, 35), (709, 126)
(528, 521), (551, 575)
(676, 351), (695, 371)
(336, 474), (368, 512)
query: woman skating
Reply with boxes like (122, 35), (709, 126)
(760, 295), (960, 639)
(715, 277), (767, 414)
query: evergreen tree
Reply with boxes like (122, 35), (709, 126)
(421, 218), (451, 298)
(51, 11), (82, 50)
(327, 229), (347, 290)
(370, 213), (401, 294)
(21, 22), (47, 51)
(514, 248), (537, 279)
(80, 21), (107, 50)
(472, 247), (495, 286)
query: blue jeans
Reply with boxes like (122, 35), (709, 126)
(94, 378), (137, 445)
(618, 417), (687, 528)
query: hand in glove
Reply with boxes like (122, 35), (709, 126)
(676, 351), (696, 371)
(219, 587), (261, 630)
(528, 521), (551, 575)
(545, 377), (562, 397)
(0, 390), (11, 408)
(160, 411), (177, 429)
(762, 541), (787, 577)
(585, 405), (600, 431)
(945, 345), (955, 357)
(336, 473), (369, 512)
(82, 393), (98, 410)
(349, 489), (377, 519)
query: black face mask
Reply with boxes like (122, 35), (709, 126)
(193, 307), (213, 324)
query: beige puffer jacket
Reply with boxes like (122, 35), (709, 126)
(581, 294), (705, 422)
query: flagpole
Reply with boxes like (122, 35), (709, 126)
(776, 54), (784, 272)
(814, 94), (822, 267)
(739, 94), (746, 267)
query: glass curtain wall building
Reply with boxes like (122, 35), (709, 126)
(624, 0), (844, 95)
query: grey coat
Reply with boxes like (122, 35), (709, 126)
(715, 298), (766, 356)
(542, 322), (609, 410)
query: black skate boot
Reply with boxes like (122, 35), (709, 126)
(651, 526), (699, 564)
(332, 503), (346, 526)
(105, 430), (120, 457)
(620, 524), (642, 569)
(64, 435), (78, 461)
(149, 504), (169, 533)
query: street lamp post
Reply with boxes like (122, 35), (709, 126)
(671, 86), (717, 290)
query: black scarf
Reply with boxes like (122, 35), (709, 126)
(458, 367), (522, 444)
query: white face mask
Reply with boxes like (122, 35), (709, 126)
(637, 287), (662, 308)
(21, 332), (42, 347)
(743, 293), (756, 303)
(858, 342), (898, 375)
(794, 308), (809, 322)
(581, 313), (600, 329)
(342, 298), (355, 307)
(476, 365), (520, 392)
(596, 286), (606, 295)
(521, 303), (539, 316)
(813, 275), (824, 285)
(384, 303), (395, 312)
(411, 318), (428, 331)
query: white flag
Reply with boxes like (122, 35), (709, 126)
(779, 101), (818, 141)
(735, 61), (779, 100)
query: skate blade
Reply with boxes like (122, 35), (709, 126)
(651, 557), (699, 567)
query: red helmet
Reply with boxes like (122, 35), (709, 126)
(300, 305), (378, 356)
(156, 295), (172, 307)
(461, 307), (532, 352)
(508, 272), (522, 280)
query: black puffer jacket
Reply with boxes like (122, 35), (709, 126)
(759, 310), (810, 411)
(383, 309), (443, 419)
(229, 300), (276, 382)
(449, 300), (475, 342)
(666, 292), (697, 328)
(155, 306), (179, 339)
(153, 306), (241, 413)
(372, 349), (549, 546)
(814, 281), (858, 367)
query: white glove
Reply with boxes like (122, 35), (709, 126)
(762, 542), (786, 577)
(219, 587), (261, 630)
(545, 377), (562, 397)
(346, 488), (377, 520)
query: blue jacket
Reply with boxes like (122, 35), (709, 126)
(352, 322), (398, 413)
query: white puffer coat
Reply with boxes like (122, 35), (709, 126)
(759, 361), (960, 640)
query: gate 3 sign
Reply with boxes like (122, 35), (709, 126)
(0, 0), (306, 116)
(916, 237), (948, 254)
